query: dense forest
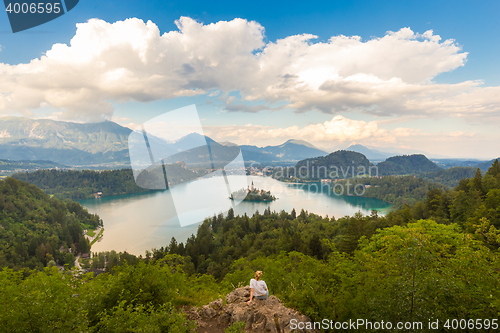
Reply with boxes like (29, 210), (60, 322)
(159, 160), (500, 277)
(376, 154), (441, 175)
(0, 178), (101, 270)
(11, 169), (149, 200)
(11, 165), (201, 200)
(273, 150), (373, 181)
(421, 166), (478, 187)
(273, 152), (444, 182)
(2, 160), (500, 331)
(335, 175), (446, 209)
(334, 166), (482, 209)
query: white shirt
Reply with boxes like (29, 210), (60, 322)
(250, 278), (267, 296)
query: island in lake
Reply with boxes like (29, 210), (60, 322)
(230, 181), (277, 202)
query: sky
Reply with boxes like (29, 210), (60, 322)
(0, 0), (499, 158)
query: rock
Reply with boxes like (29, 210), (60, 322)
(190, 286), (317, 332)
(185, 306), (200, 321)
(199, 304), (217, 319)
(198, 297), (224, 319)
(225, 286), (251, 304)
(209, 298), (223, 309)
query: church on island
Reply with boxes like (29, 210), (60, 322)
(230, 181), (277, 202)
(248, 181), (255, 192)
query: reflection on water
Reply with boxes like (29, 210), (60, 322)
(80, 176), (391, 255)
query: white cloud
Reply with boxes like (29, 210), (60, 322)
(0, 17), (265, 121)
(204, 115), (410, 147)
(0, 17), (499, 122)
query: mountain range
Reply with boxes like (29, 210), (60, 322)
(0, 117), (328, 167)
(1, 117), (494, 172)
(240, 139), (327, 163)
(0, 117), (131, 165)
(345, 143), (452, 161)
(345, 144), (392, 161)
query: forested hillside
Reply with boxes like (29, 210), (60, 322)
(334, 167), (480, 209)
(12, 169), (148, 200)
(274, 150), (372, 181)
(2, 160), (500, 331)
(11, 166), (201, 200)
(376, 154), (441, 175)
(422, 166), (478, 187)
(335, 175), (446, 209)
(0, 178), (101, 270)
(161, 158), (500, 275)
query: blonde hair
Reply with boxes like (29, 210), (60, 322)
(255, 271), (262, 281)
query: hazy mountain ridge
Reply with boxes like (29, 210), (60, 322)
(345, 143), (451, 161)
(0, 117), (131, 153)
(477, 158), (500, 171)
(346, 144), (392, 161)
(2, 117), (481, 171)
(0, 117), (328, 167)
(240, 139), (327, 162)
(0, 117), (132, 165)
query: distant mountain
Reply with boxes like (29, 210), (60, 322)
(0, 159), (68, 176)
(294, 150), (372, 179)
(159, 133), (240, 168)
(431, 159), (485, 169)
(0, 117), (326, 167)
(476, 158), (500, 171)
(162, 135), (327, 166)
(346, 144), (392, 161)
(376, 154), (442, 176)
(0, 117), (131, 165)
(240, 139), (328, 163)
(369, 146), (448, 159)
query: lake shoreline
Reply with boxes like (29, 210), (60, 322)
(81, 175), (392, 255)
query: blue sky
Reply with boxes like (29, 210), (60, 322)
(0, 0), (499, 158)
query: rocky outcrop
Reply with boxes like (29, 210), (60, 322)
(187, 286), (316, 332)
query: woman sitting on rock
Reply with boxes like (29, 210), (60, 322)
(247, 270), (268, 304)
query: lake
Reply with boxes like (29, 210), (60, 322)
(80, 176), (391, 255)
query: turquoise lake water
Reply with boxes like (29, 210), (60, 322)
(80, 176), (391, 255)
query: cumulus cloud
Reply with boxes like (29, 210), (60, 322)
(203, 115), (485, 156)
(204, 115), (412, 147)
(0, 17), (265, 121)
(0, 17), (499, 121)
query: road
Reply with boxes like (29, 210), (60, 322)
(86, 226), (103, 244)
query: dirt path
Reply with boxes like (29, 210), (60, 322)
(74, 254), (82, 270)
